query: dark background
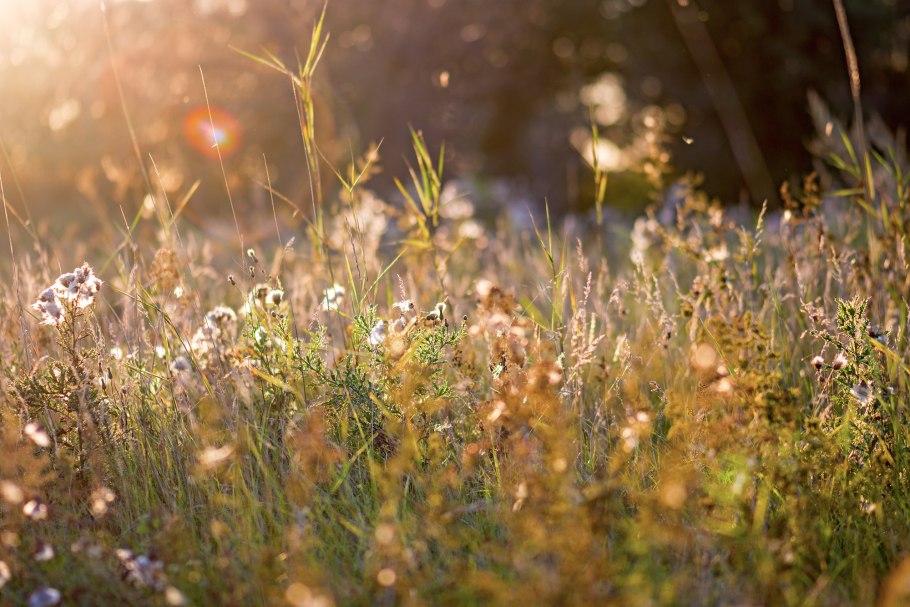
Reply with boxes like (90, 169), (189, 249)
(0, 0), (908, 229)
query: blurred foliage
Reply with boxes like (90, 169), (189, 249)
(0, 0), (907, 229)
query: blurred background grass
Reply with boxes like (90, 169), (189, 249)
(0, 0), (907, 248)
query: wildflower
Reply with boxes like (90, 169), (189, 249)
(512, 481), (529, 512)
(475, 280), (495, 300)
(850, 381), (874, 406)
(713, 377), (735, 395)
(251, 283), (270, 304)
(439, 190), (475, 220)
(860, 495), (877, 515)
(90, 487), (116, 517)
(374, 524), (396, 545)
(285, 583), (334, 607)
(205, 305), (237, 328)
(28, 587), (61, 607)
(392, 316), (409, 334)
(630, 217), (659, 261)
(487, 400), (507, 423)
(165, 586), (187, 606)
(708, 206), (724, 228)
(32, 288), (62, 326)
(425, 302), (447, 322)
(70, 539), (103, 559)
(832, 352), (848, 370)
(198, 445), (235, 469)
(547, 366), (563, 385)
(704, 244), (730, 263)
(24, 422), (51, 448)
(368, 320), (387, 346)
(23, 499), (49, 520)
(458, 220), (485, 240)
(867, 326), (889, 345)
(173, 286), (184, 299)
(393, 299), (414, 315)
(170, 356), (192, 373)
(253, 326), (270, 346)
(32, 264), (102, 326)
(660, 480), (688, 510)
(110, 346), (124, 361)
(155, 345), (167, 358)
(320, 284), (345, 312)
(731, 472), (748, 496)
(33, 541), (55, 562)
(690, 343), (719, 373)
(621, 426), (638, 452)
(190, 326), (219, 361)
(811, 355), (824, 370)
(58, 263), (103, 306)
(117, 549), (167, 590)
(433, 421), (453, 433)
(376, 568), (397, 587)
(326, 189), (391, 254)
(0, 481), (24, 504)
(266, 289), (284, 307)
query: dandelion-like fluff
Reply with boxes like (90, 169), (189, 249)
(32, 263), (102, 328)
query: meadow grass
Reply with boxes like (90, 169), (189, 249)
(2, 22), (910, 607)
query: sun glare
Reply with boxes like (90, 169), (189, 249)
(183, 106), (243, 159)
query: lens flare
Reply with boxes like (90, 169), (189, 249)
(183, 106), (242, 158)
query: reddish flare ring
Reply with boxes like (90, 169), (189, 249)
(183, 106), (242, 158)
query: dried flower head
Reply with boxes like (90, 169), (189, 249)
(425, 302), (447, 322)
(24, 422), (51, 448)
(32, 288), (62, 326)
(28, 587), (61, 607)
(32, 263), (102, 326)
(240, 283), (271, 315)
(704, 244), (730, 263)
(90, 487), (117, 517)
(811, 355), (824, 370)
(712, 376), (735, 395)
(0, 481), (24, 504)
(117, 550), (167, 590)
(266, 289), (284, 307)
(393, 299), (414, 315)
(320, 284), (346, 312)
(368, 320), (387, 346)
(458, 220), (485, 240)
(867, 326), (889, 345)
(690, 343), (719, 374)
(832, 352), (848, 371)
(205, 305), (238, 328)
(33, 541), (55, 562)
(850, 381), (874, 406)
(171, 356), (192, 373)
(23, 498), (49, 521)
(165, 586), (187, 606)
(198, 445), (235, 469)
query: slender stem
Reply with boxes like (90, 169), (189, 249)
(832, 0), (873, 208)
